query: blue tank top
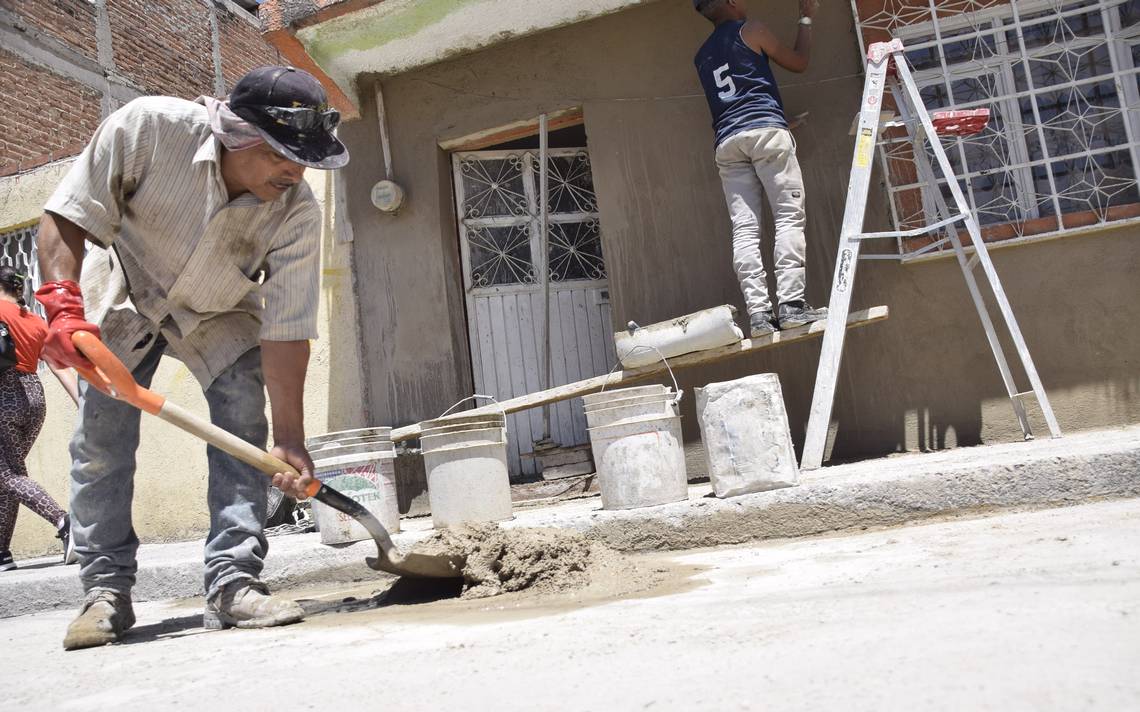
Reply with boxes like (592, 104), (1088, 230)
(694, 20), (788, 147)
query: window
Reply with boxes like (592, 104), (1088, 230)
(853, 0), (1140, 253)
(0, 223), (44, 317)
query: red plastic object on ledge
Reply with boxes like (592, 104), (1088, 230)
(931, 109), (991, 136)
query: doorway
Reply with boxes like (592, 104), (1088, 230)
(451, 125), (616, 477)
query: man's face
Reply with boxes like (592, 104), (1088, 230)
(224, 142), (306, 202)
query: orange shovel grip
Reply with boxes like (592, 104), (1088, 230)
(72, 331), (165, 415)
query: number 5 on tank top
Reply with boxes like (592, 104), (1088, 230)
(713, 64), (736, 100)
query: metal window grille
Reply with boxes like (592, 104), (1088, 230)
(852, 0), (1140, 253)
(456, 149), (606, 289)
(0, 223), (45, 318)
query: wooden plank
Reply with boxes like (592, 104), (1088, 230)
(391, 305), (889, 443)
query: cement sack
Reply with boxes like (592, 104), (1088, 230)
(615, 305), (744, 369)
(696, 373), (799, 498)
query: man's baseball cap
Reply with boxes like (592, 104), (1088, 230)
(228, 66), (349, 170)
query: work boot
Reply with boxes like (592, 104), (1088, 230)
(203, 580), (305, 630)
(749, 310), (778, 338)
(777, 301), (829, 329)
(57, 514), (78, 565)
(63, 589), (135, 651)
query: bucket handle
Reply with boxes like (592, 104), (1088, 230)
(439, 393), (506, 418)
(601, 345), (683, 405)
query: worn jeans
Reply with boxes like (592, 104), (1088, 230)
(69, 338), (269, 600)
(715, 126), (808, 316)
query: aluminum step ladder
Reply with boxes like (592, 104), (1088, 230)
(800, 38), (1062, 471)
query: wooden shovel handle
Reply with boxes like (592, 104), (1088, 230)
(71, 331), (315, 495)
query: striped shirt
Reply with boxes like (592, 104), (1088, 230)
(43, 96), (321, 386)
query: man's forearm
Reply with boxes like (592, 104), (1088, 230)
(793, 24), (812, 66)
(37, 212), (89, 283)
(261, 339), (310, 445)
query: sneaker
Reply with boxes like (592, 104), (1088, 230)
(749, 310), (778, 338)
(777, 301), (829, 329)
(203, 580), (305, 630)
(57, 514), (78, 565)
(63, 589), (135, 651)
(0, 550), (15, 572)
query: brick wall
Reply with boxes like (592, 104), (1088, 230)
(218, 6), (282, 93)
(0, 0), (98, 61)
(0, 48), (101, 176)
(0, 0), (279, 177)
(108, 0), (217, 98)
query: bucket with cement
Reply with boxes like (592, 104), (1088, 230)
(696, 373), (799, 498)
(421, 395), (513, 528)
(581, 384), (669, 409)
(584, 349), (683, 429)
(589, 414), (687, 510)
(420, 426), (508, 451)
(307, 427), (390, 449)
(420, 417), (505, 438)
(587, 348), (687, 509)
(306, 428), (400, 545)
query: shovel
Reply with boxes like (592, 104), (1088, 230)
(70, 331), (462, 579)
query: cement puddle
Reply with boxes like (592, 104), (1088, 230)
(291, 550), (705, 628)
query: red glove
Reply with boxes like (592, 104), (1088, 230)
(35, 280), (102, 369)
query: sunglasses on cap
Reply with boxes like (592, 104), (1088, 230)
(248, 105), (341, 132)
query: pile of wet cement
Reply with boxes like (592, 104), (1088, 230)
(410, 523), (621, 599)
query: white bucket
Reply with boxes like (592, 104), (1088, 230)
(420, 419), (505, 437)
(581, 384), (669, 408)
(588, 414), (688, 510)
(585, 396), (678, 429)
(307, 427), (390, 448)
(583, 392), (674, 413)
(420, 426), (507, 451)
(308, 429), (400, 545)
(423, 440), (513, 528)
(422, 395), (513, 528)
(422, 413), (506, 431)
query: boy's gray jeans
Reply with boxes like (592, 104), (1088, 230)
(69, 337), (269, 600)
(715, 126), (808, 316)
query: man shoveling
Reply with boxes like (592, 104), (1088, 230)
(35, 66), (347, 650)
(693, 0), (827, 337)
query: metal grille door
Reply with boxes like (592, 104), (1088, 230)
(452, 149), (616, 477)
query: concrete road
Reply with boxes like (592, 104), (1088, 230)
(4, 499), (1138, 711)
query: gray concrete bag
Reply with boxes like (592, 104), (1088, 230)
(696, 373), (799, 498)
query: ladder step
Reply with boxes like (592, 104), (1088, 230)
(966, 253), (980, 270)
(1013, 391), (1036, 400)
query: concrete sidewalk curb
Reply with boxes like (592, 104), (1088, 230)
(2, 427), (1137, 619)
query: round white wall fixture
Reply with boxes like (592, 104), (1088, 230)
(371, 180), (406, 213)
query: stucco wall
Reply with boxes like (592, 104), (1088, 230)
(339, 0), (1139, 463)
(4, 164), (365, 558)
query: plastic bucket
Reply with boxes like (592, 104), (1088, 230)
(421, 413), (506, 431)
(583, 392), (674, 413)
(421, 395), (513, 529)
(420, 426), (507, 452)
(420, 419), (506, 437)
(585, 397), (679, 429)
(309, 431), (400, 545)
(588, 414), (688, 510)
(581, 384), (669, 409)
(307, 427), (390, 449)
(422, 439), (512, 528)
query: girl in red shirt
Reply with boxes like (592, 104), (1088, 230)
(0, 266), (79, 571)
